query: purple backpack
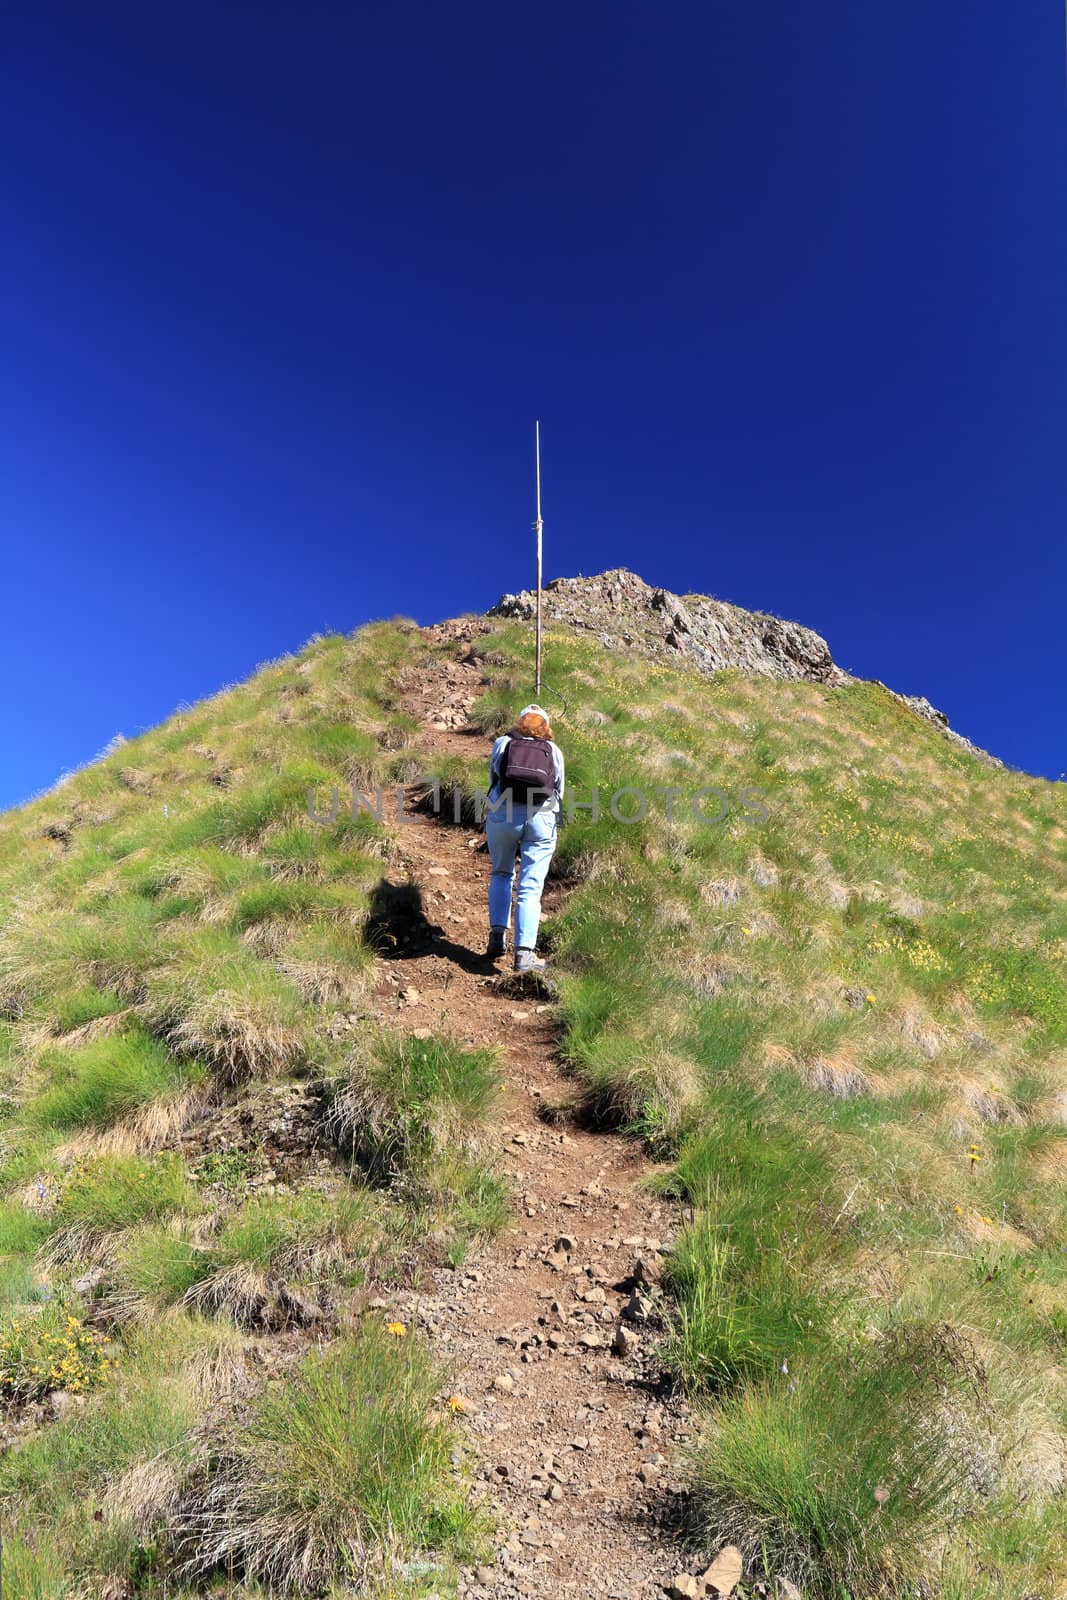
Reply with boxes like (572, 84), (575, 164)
(498, 736), (555, 802)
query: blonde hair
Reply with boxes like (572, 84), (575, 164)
(514, 710), (552, 740)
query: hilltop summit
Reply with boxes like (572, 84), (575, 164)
(489, 566), (996, 763)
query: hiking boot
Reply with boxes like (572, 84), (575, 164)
(486, 926), (508, 958)
(514, 947), (546, 974)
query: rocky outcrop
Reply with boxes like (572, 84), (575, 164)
(490, 569), (848, 686)
(488, 568), (998, 764)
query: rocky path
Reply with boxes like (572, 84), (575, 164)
(373, 636), (695, 1600)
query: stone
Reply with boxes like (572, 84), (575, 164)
(631, 1253), (663, 1287)
(554, 1234), (576, 1255)
(613, 1325), (640, 1358)
(277, 1285), (324, 1326)
(492, 1374), (515, 1394)
(622, 1292), (652, 1323)
(775, 1581), (803, 1600)
(666, 1577), (700, 1600)
(700, 1545), (743, 1597)
(475, 1565), (496, 1585)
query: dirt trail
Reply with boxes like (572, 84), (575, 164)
(374, 635), (692, 1600)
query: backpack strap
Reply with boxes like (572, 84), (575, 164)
(490, 737), (510, 790)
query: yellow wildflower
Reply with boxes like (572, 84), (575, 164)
(385, 1321), (407, 1338)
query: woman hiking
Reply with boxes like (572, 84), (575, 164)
(484, 704), (564, 972)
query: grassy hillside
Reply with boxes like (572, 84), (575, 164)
(0, 623), (499, 1598)
(445, 622), (1067, 1596)
(1, 608), (1066, 1597)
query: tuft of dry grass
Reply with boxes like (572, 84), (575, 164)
(804, 1051), (873, 1099)
(53, 1085), (215, 1159)
(166, 1325), (480, 1594)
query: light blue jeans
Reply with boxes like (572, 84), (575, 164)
(485, 806), (558, 949)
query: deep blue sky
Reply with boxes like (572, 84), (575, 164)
(4, 2), (1066, 807)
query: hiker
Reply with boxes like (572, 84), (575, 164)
(484, 704), (564, 973)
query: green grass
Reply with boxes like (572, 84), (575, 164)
(47, 1152), (197, 1265)
(688, 1326), (992, 1597)
(27, 1025), (201, 1133)
(323, 1030), (501, 1182)
(168, 1323), (484, 1594)
(0, 1316), (246, 1598)
(321, 1030), (508, 1261)
(109, 1186), (384, 1325)
(663, 1114), (847, 1388)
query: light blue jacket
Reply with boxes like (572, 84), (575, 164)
(487, 735), (565, 817)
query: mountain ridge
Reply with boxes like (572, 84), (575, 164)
(488, 567), (999, 767)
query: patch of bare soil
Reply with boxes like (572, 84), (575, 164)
(376, 636), (693, 1600)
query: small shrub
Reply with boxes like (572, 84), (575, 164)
(0, 1303), (112, 1402)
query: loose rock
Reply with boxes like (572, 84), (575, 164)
(622, 1292), (652, 1322)
(613, 1325), (640, 1358)
(701, 1545), (743, 1597)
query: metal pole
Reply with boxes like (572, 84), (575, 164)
(534, 420), (543, 698)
